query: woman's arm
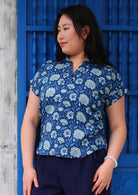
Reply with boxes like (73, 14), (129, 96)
(105, 95), (127, 160)
(21, 89), (40, 195)
(92, 95), (127, 195)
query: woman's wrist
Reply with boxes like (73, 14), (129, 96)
(104, 155), (118, 168)
(23, 161), (34, 170)
(103, 158), (115, 170)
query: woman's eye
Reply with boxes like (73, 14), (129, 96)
(64, 28), (69, 30)
(57, 28), (69, 33)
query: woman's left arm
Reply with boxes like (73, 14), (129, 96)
(92, 95), (127, 195)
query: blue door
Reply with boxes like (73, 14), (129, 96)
(18, 0), (138, 194)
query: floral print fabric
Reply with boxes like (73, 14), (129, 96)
(30, 58), (127, 158)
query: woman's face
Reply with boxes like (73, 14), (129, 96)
(57, 15), (85, 57)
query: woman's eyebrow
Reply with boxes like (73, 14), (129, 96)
(58, 23), (72, 28)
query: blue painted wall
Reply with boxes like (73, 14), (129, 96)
(18, 0), (138, 194)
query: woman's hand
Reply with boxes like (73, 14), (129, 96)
(92, 160), (114, 195)
(23, 167), (39, 195)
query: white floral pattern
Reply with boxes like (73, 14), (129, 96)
(73, 129), (85, 139)
(46, 87), (55, 97)
(79, 94), (89, 106)
(30, 58), (127, 158)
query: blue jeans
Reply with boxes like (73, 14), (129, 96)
(31, 149), (111, 195)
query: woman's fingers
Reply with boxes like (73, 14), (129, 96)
(95, 183), (105, 195)
(23, 168), (39, 195)
(92, 174), (101, 192)
(23, 185), (26, 195)
(23, 183), (32, 195)
(27, 186), (32, 195)
(33, 172), (39, 188)
(93, 178), (109, 195)
(106, 182), (110, 191)
(92, 162), (113, 194)
(93, 170), (99, 183)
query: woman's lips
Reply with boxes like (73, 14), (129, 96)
(60, 42), (67, 47)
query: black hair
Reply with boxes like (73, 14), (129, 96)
(53, 5), (113, 68)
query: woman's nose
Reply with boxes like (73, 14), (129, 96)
(58, 31), (64, 40)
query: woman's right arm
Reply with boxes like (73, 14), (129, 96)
(21, 89), (40, 195)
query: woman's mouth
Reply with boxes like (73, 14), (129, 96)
(60, 42), (67, 47)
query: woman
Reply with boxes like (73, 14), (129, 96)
(21, 5), (127, 195)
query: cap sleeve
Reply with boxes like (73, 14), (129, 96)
(30, 64), (46, 97)
(105, 67), (127, 107)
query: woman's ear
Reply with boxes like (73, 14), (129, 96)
(81, 25), (90, 40)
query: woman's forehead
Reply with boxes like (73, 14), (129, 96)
(58, 15), (73, 27)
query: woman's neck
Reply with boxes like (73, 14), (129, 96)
(69, 53), (88, 65)
(69, 53), (89, 73)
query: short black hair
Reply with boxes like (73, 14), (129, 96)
(53, 5), (113, 68)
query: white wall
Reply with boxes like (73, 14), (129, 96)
(0, 0), (17, 194)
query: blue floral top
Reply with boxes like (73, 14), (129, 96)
(30, 58), (127, 158)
